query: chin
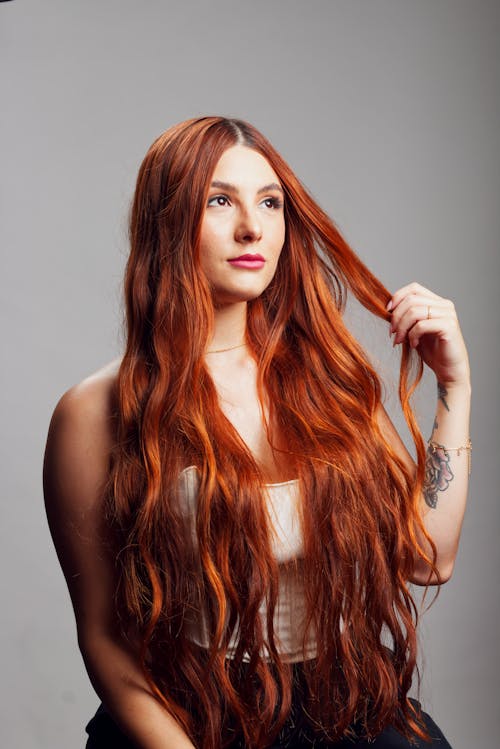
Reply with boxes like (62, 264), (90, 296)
(212, 285), (268, 305)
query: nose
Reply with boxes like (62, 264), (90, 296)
(234, 207), (263, 244)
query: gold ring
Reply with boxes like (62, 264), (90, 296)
(427, 306), (432, 320)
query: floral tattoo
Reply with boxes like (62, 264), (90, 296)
(424, 442), (454, 508)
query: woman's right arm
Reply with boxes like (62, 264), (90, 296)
(43, 375), (196, 749)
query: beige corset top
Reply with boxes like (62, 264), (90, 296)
(176, 465), (317, 663)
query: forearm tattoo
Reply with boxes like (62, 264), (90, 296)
(437, 382), (450, 411)
(424, 431), (455, 508)
(424, 385), (455, 508)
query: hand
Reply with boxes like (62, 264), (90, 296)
(387, 282), (470, 388)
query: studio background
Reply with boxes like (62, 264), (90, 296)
(1, 1), (498, 747)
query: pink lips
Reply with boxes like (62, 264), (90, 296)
(228, 253), (265, 269)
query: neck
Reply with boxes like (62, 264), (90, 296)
(206, 301), (248, 353)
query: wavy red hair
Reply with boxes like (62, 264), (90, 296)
(105, 116), (438, 748)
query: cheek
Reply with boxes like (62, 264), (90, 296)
(276, 213), (286, 240)
(273, 220), (286, 254)
(199, 226), (218, 263)
(200, 221), (226, 253)
(199, 232), (230, 282)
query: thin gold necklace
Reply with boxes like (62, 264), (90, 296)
(206, 342), (247, 354)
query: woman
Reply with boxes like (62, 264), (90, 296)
(43, 116), (471, 748)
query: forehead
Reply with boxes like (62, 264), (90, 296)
(210, 145), (280, 186)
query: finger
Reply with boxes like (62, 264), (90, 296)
(405, 317), (457, 349)
(389, 293), (450, 319)
(386, 282), (443, 311)
(393, 308), (446, 344)
(390, 296), (454, 336)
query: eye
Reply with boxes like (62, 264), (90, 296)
(207, 194), (230, 207)
(261, 196), (283, 210)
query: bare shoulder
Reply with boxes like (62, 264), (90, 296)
(47, 357), (121, 452)
(55, 357), (120, 422)
(43, 357), (124, 640)
(43, 360), (119, 531)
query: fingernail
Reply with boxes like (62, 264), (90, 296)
(386, 299), (393, 311)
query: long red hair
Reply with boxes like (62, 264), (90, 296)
(105, 116), (437, 748)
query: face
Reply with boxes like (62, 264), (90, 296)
(199, 145), (286, 305)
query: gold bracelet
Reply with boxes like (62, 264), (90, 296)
(428, 438), (472, 476)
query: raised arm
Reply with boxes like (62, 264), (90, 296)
(381, 282), (471, 586)
(43, 371), (196, 749)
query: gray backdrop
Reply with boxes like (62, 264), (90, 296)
(1, 1), (498, 747)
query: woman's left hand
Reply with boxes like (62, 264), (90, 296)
(387, 282), (470, 388)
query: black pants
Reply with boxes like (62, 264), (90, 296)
(85, 661), (452, 748)
(85, 700), (451, 748)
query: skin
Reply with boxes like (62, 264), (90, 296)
(43, 145), (471, 748)
(200, 145), (286, 307)
(200, 146), (294, 483)
(386, 282), (471, 582)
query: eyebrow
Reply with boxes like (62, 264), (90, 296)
(210, 180), (284, 195)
